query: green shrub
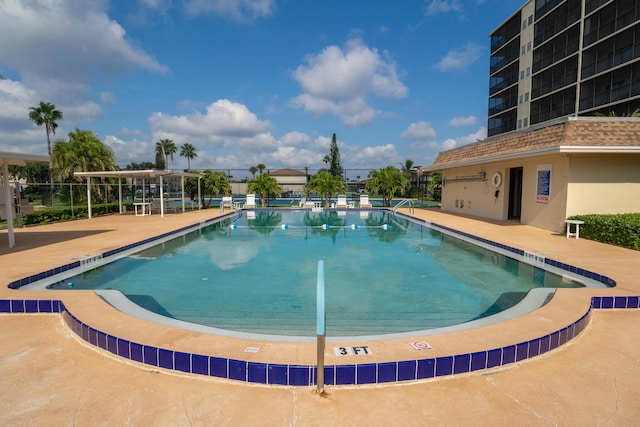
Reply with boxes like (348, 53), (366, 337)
(21, 203), (132, 226)
(567, 213), (640, 251)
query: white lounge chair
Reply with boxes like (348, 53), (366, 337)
(244, 193), (257, 208)
(298, 196), (307, 208)
(336, 195), (349, 209)
(359, 194), (372, 208)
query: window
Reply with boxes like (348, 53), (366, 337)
(524, 118), (529, 127)
(527, 41), (532, 51)
(523, 20), (527, 30)
(528, 15), (533, 25)
(518, 119), (523, 128)
(521, 70), (525, 79)
(525, 92), (530, 102)
(526, 67), (531, 77)
(520, 94), (524, 104)
(522, 45), (526, 55)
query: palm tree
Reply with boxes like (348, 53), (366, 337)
(155, 139), (176, 169)
(256, 163), (266, 175)
(304, 170), (347, 207)
(247, 173), (281, 207)
(249, 166), (258, 178)
(366, 166), (410, 207)
(197, 170), (230, 208)
(179, 143), (197, 169)
(28, 101), (63, 185)
(51, 129), (117, 202)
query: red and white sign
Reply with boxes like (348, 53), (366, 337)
(410, 341), (432, 351)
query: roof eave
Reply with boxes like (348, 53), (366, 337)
(426, 145), (640, 171)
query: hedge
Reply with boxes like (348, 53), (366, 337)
(21, 203), (132, 226)
(567, 213), (640, 251)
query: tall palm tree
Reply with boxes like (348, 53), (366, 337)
(366, 166), (410, 207)
(155, 139), (176, 169)
(247, 173), (281, 207)
(249, 166), (258, 178)
(304, 170), (347, 207)
(28, 101), (63, 185)
(256, 163), (267, 175)
(179, 143), (197, 169)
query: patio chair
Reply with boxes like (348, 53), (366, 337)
(244, 193), (257, 208)
(359, 194), (372, 208)
(336, 195), (349, 209)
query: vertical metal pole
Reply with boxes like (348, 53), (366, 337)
(316, 260), (326, 394)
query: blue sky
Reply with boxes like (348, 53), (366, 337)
(0, 0), (524, 172)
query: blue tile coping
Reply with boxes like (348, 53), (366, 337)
(2, 210), (636, 386)
(2, 295), (639, 386)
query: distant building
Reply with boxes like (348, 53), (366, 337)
(268, 168), (309, 195)
(488, 0), (640, 137)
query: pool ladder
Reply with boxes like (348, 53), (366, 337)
(392, 199), (414, 214)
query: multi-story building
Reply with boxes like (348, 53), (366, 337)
(488, 0), (640, 137)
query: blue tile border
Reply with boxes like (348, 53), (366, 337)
(2, 292), (638, 387)
(2, 212), (637, 386)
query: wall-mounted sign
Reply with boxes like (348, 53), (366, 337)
(536, 164), (552, 205)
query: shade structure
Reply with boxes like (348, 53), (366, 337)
(0, 151), (50, 249)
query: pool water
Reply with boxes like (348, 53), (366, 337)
(48, 210), (583, 336)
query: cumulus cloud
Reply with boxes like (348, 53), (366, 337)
(184, 0), (275, 21)
(350, 144), (398, 166)
(0, 0), (168, 153)
(436, 43), (483, 71)
(439, 127), (487, 151)
(290, 38), (407, 127)
(448, 115), (477, 127)
(401, 121), (437, 141)
(425, 0), (462, 16)
(149, 99), (271, 140)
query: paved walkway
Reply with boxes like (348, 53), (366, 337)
(1, 208), (639, 426)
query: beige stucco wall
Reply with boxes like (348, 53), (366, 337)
(566, 153), (640, 216)
(440, 154), (571, 233)
(440, 152), (640, 233)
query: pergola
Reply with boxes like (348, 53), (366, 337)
(0, 151), (50, 248)
(73, 170), (203, 219)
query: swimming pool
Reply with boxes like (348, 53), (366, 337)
(41, 210), (593, 338)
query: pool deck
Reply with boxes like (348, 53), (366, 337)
(1, 208), (639, 426)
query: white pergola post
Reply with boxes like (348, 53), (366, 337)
(198, 177), (202, 210)
(118, 177), (123, 214)
(86, 176), (92, 219)
(181, 176), (186, 213)
(159, 176), (165, 218)
(2, 162), (15, 248)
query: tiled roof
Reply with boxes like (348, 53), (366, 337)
(268, 168), (307, 176)
(427, 118), (640, 170)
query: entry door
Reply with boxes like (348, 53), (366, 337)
(508, 167), (523, 219)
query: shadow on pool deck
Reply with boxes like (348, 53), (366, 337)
(1, 208), (639, 425)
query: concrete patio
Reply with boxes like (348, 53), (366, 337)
(1, 208), (639, 426)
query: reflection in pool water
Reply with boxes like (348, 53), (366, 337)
(48, 210), (584, 336)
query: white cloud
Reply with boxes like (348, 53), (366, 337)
(448, 115), (477, 127)
(290, 38), (407, 127)
(104, 134), (152, 165)
(0, 0), (168, 154)
(149, 99), (272, 140)
(439, 127), (487, 151)
(425, 0), (462, 16)
(184, 0), (275, 21)
(350, 144), (398, 166)
(436, 43), (483, 71)
(401, 121), (437, 141)
(101, 92), (116, 104)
